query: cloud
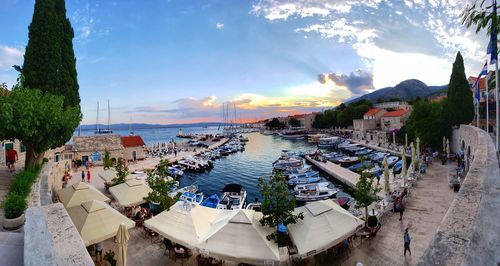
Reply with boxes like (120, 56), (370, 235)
(251, 0), (483, 87)
(0, 45), (23, 70)
(319, 70), (374, 95)
(216, 22), (224, 30)
(71, 3), (110, 41)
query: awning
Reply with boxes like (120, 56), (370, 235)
(109, 179), (152, 207)
(57, 182), (110, 208)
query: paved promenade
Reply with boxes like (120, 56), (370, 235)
(312, 160), (455, 266)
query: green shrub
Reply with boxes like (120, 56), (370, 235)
(9, 176), (32, 197)
(3, 193), (27, 219)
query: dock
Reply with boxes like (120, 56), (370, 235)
(305, 155), (385, 198)
(350, 139), (411, 158)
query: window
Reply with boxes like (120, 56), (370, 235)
(63, 153), (73, 160)
(20, 143), (26, 152)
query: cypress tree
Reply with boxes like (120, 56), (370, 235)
(446, 51), (474, 126)
(23, 0), (80, 109)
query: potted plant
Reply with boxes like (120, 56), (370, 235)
(103, 250), (117, 266)
(2, 193), (27, 230)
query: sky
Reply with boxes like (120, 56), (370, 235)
(0, 0), (491, 124)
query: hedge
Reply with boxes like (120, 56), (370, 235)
(2, 164), (42, 219)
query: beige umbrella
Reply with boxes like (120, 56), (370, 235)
(116, 223), (130, 266)
(99, 169), (135, 185)
(109, 179), (152, 207)
(442, 136), (446, 153)
(288, 200), (364, 259)
(198, 210), (280, 265)
(382, 157), (390, 193)
(416, 137), (420, 161)
(402, 147), (407, 178)
(446, 139), (450, 159)
(410, 142), (415, 173)
(66, 200), (135, 246)
(57, 182), (110, 208)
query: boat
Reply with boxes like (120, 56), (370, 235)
(169, 184), (198, 198)
(317, 137), (340, 147)
(392, 160), (403, 174)
(294, 182), (339, 201)
(216, 184), (247, 210)
(308, 134), (329, 143)
(338, 156), (360, 167)
(200, 194), (220, 208)
(287, 176), (322, 185)
(347, 161), (373, 172)
(178, 191), (204, 206)
(337, 141), (351, 149)
(246, 198), (262, 211)
(386, 156), (399, 167)
(283, 165), (313, 175)
(279, 129), (307, 140)
(364, 165), (382, 175)
(288, 171), (319, 179)
(355, 149), (373, 156)
(262, 130), (274, 135)
(273, 158), (303, 171)
(167, 166), (184, 177)
(238, 135), (249, 142)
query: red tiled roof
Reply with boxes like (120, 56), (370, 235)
(382, 109), (410, 117)
(364, 108), (383, 116)
(121, 136), (145, 147)
(469, 76), (487, 90)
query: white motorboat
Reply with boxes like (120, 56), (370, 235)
(238, 135), (249, 142)
(294, 182), (339, 201)
(217, 184), (247, 210)
(338, 156), (359, 167)
(284, 165), (313, 175)
(273, 158), (303, 171)
(386, 156), (399, 167)
(246, 201), (262, 211)
(288, 171), (319, 179)
(169, 184), (197, 198)
(178, 191), (204, 206)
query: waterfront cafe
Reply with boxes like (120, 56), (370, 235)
(287, 199), (364, 259)
(56, 182), (110, 208)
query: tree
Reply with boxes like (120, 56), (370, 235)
(0, 87), (81, 167)
(111, 158), (128, 186)
(144, 159), (178, 213)
(258, 172), (303, 245)
(103, 150), (113, 170)
(353, 172), (381, 227)
(406, 101), (451, 150)
(0, 82), (9, 96)
(461, 1), (499, 35)
(22, 0), (80, 109)
(288, 117), (301, 128)
(446, 52), (474, 126)
(265, 118), (284, 130)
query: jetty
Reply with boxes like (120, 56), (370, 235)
(305, 155), (385, 198)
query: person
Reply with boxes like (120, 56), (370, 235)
(81, 170), (85, 182)
(87, 170), (91, 183)
(375, 172), (381, 186)
(394, 197), (401, 213)
(6, 148), (18, 173)
(95, 241), (103, 264)
(404, 228), (411, 256)
(399, 200), (405, 221)
(62, 174), (68, 188)
(174, 148), (177, 157)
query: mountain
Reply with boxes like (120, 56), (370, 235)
(78, 122), (223, 131)
(348, 79), (447, 103)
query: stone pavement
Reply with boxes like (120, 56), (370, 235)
(0, 164), (24, 266)
(302, 160), (456, 266)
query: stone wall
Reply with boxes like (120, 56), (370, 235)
(419, 125), (500, 265)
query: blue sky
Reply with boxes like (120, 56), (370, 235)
(0, 0), (490, 124)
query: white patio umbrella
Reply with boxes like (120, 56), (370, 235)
(66, 200), (134, 246)
(442, 136), (446, 153)
(116, 223), (130, 266)
(410, 142), (415, 173)
(197, 210), (280, 265)
(416, 137), (421, 162)
(57, 182), (110, 208)
(109, 179), (152, 207)
(288, 200), (364, 259)
(383, 157), (390, 193)
(402, 147), (407, 179)
(446, 139), (450, 159)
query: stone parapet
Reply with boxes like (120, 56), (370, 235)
(419, 125), (500, 265)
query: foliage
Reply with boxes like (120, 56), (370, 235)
(22, 0), (80, 109)
(103, 250), (117, 266)
(144, 159), (178, 213)
(0, 87), (81, 167)
(313, 99), (372, 129)
(103, 150), (113, 170)
(265, 118), (286, 130)
(1, 165), (42, 219)
(111, 158), (128, 186)
(288, 117), (301, 128)
(461, 0), (499, 35)
(406, 100), (451, 150)
(353, 172), (381, 227)
(258, 172), (303, 245)
(445, 52), (474, 127)
(0, 82), (10, 96)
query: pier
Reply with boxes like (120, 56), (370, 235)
(350, 139), (412, 158)
(305, 155), (385, 198)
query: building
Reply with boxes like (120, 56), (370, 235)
(381, 109), (411, 132)
(290, 113), (318, 130)
(121, 135), (146, 161)
(66, 135), (124, 165)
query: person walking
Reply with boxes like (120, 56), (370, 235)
(95, 241), (103, 265)
(81, 170), (85, 182)
(404, 228), (411, 256)
(87, 170), (91, 183)
(399, 200), (405, 221)
(6, 148), (18, 173)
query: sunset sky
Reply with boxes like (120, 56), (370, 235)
(0, 0), (491, 124)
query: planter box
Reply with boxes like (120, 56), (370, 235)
(3, 213), (25, 230)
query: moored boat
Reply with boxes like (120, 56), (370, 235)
(200, 194), (220, 208)
(294, 182), (339, 201)
(178, 191), (204, 206)
(216, 184), (247, 210)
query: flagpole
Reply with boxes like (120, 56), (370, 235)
(486, 68), (489, 133)
(496, 59), (499, 151)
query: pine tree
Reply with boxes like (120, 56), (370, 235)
(22, 0), (80, 109)
(446, 52), (474, 126)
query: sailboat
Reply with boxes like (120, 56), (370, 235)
(95, 100), (113, 134)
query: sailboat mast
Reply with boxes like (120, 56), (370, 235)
(96, 101), (100, 132)
(107, 99), (111, 131)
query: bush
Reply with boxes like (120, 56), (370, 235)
(3, 193), (27, 219)
(42, 158), (49, 163)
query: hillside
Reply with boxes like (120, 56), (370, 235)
(349, 79), (447, 103)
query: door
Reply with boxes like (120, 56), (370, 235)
(132, 151), (137, 161)
(81, 156), (89, 165)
